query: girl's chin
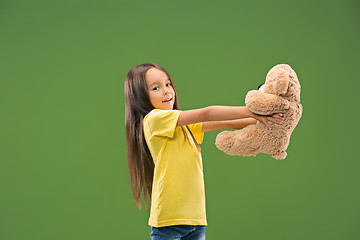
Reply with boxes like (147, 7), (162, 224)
(158, 103), (174, 110)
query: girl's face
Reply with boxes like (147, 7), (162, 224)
(145, 67), (175, 110)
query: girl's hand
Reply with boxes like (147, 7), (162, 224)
(245, 106), (285, 130)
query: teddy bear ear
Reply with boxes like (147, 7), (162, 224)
(266, 70), (290, 96)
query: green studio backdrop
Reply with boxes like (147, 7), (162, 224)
(1, 0), (359, 239)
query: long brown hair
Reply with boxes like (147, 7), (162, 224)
(124, 63), (199, 210)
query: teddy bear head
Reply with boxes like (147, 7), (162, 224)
(259, 64), (301, 103)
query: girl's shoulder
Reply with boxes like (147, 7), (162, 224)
(143, 109), (182, 138)
(145, 109), (182, 121)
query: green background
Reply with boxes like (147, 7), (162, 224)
(1, 0), (359, 239)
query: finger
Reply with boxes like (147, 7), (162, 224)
(261, 118), (271, 130)
(271, 113), (284, 120)
(272, 113), (285, 120)
(267, 116), (282, 125)
(272, 114), (283, 120)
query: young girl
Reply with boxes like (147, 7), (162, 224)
(124, 63), (284, 240)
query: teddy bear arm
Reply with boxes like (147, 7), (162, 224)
(245, 90), (290, 115)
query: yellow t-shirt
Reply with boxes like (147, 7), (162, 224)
(143, 109), (207, 227)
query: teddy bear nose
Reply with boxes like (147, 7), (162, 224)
(257, 84), (264, 90)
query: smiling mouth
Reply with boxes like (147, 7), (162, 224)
(162, 98), (172, 103)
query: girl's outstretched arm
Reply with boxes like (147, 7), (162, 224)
(176, 106), (284, 130)
(201, 118), (258, 132)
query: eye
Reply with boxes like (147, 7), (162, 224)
(166, 83), (171, 87)
(152, 86), (159, 90)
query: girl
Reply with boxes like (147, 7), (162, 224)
(124, 63), (284, 240)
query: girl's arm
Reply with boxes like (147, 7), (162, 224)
(176, 106), (284, 130)
(201, 118), (258, 132)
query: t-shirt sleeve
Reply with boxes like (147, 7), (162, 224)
(188, 122), (204, 144)
(144, 109), (181, 138)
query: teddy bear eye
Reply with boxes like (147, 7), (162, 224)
(257, 84), (264, 90)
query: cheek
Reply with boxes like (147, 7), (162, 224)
(148, 92), (156, 103)
(149, 92), (161, 103)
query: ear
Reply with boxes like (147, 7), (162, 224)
(266, 71), (290, 96)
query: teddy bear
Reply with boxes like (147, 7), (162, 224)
(215, 64), (303, 160)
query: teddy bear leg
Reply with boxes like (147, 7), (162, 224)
(215, 131), (236, 154)
(216, 130), (260, 156)
(272, 150), (287, 160)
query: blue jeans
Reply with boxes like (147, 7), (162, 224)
(150, 225), (206, 240)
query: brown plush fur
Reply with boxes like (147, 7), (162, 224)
(215, 64), (303, 160)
